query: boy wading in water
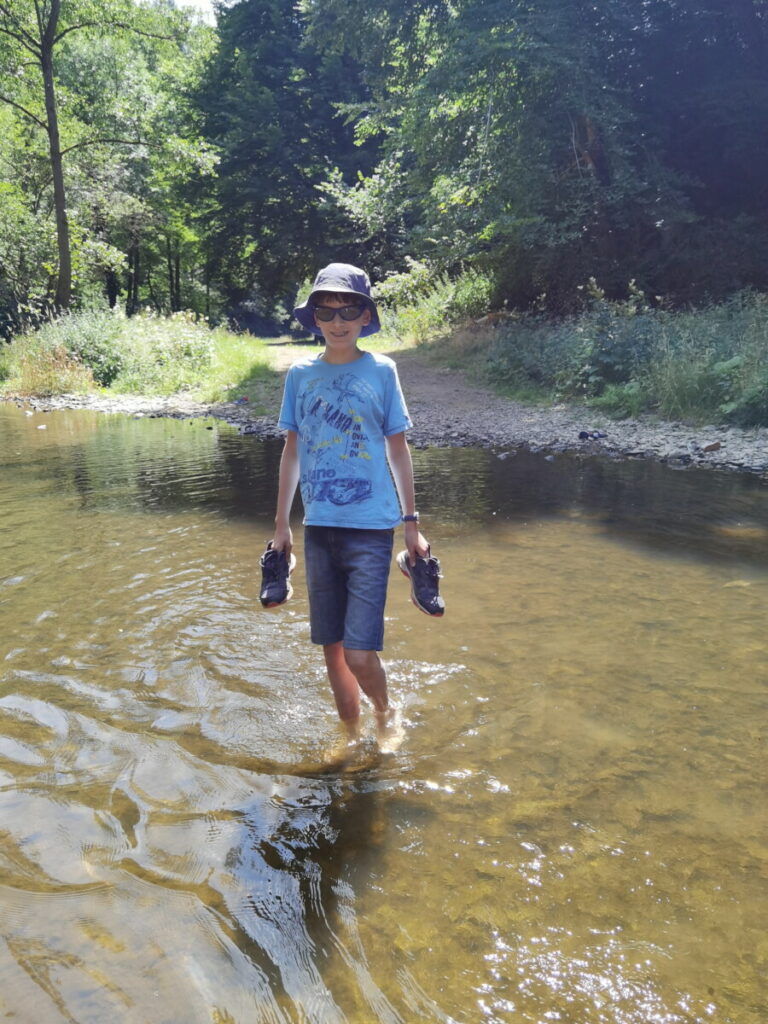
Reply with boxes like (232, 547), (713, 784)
(268, 263), (436, 752)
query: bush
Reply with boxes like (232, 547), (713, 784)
(469, 287), (768, 426)
(589, 380), (649, 419)
(374, 260), (495, 343)
(32, 309), (126, 386)
(112, 310), (214, 394)
(0, 308), (221, 398)
(723, 372), (768, 427)
(1, 336), (94, 395)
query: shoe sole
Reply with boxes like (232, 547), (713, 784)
(260, 553), (296, 609)
(261, 579), (294, 608)
(396, 551), (444, 617)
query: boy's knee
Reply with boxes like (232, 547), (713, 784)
(344, 648), (378, 676)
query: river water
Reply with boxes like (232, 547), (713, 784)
(0, 403), (766, 1024)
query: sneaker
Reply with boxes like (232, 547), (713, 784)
(396, 547), (445, 617)
(259, 541), (296, 608)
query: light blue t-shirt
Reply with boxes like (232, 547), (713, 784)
(278, 351), (412, 529)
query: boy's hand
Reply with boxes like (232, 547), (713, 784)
(272, 525), (293, 559)
(404, 523), (429, 565)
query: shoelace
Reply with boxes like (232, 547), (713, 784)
(262, 555), (286, 582)
(412, 557), (441, 581)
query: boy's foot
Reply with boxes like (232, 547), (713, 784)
(322, 735), (361, 768)
(375, 706), (405, 755)
(259, 541), (296, 608)
(396, 547), (445, 616)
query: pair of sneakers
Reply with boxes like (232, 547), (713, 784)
(259, 541), (445, 617)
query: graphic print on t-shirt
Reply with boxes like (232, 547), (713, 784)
(298, 371), (378, 506)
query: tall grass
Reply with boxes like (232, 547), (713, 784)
(458, 290), (768, 426)
(3, 284), (767, 428)
(0, 308), (274, 403)
(0, 341), (94, 396)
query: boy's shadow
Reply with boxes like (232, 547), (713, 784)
(213, 760), (404, 1014)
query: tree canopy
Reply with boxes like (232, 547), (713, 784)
(1, 0), (767, 330)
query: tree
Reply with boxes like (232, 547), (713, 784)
(0, 0), (209, 313)
(195, 0), (376, 322)
(301, 0), (768, 308)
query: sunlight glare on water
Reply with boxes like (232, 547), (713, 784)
(0, 404), (766, 1023)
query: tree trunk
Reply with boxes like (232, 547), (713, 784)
(40, 0), (71, 310)
(174, 249), (181, 311)
(126, 244), (140, 314)
(572, 114), (611, 186)
(146, 265), (160, 311)
(166, 236), (182, 311)
(105, 269), (120, 308)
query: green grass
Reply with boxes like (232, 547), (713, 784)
(0, 339), (95, 396)
(0, 308), (420, 418)
(0, 309), (277, 405)
(4, 285), (767, 428)
(429, 290), (768, 427)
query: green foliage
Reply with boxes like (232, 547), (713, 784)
(31, 309), (126, 386)
(0, 309), (221, 396)
(471, 289), (768, 426)
(0, 306), (282, 401)
(4, 0), (768, 335)
(374, 261), (494, 343)
(642, 296), (768, 425)
(0, 0), (216, 317)
(588, 381), (649, 420)
(196, 332), (275, 407)
(304, 0), (768, 311)
(723, 373), (768, 428)
(193, 0), (375, 313)
(0, 334), (95, 395)
(108, 310), (215, 394)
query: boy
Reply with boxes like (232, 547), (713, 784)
(264, 262), (443, 750)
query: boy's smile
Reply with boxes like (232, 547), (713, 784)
(314, 297), (371, 363)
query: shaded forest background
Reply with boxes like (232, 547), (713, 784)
(2, 0), (767, 338)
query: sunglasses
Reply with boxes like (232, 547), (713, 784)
(313, 304), (365, 323)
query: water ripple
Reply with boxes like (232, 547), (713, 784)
(0, 405), (766, 1022)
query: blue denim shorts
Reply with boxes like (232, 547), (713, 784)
(304, 526), (394, 650)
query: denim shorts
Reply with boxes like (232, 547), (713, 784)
(304, 526), (394, 650)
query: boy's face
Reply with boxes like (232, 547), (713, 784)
(313, 295), (371, 353)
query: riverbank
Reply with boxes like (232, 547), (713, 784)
(6, 342), (768, 478)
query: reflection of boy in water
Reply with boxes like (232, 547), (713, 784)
(270, 264), (431, 751)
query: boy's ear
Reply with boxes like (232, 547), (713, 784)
(361, 307), (371, 324)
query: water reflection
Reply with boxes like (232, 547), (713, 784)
(0, 403), (766, 1023)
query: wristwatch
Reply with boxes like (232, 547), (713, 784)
(402, 513), (420, 523)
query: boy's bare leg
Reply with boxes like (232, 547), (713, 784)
(343, 649), (389, 712)
(344, 649), (404, 753)
(323, 642), (362, 740)
(324, 645), (404, 752)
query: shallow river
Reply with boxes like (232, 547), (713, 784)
(0, 404), (766, 1024)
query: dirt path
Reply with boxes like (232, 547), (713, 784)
(9, 341), (768, 477)
(270, 344), (768, 475)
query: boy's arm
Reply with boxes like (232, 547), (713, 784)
(385, 431), (429, 564)
(272, 430), (299, 556)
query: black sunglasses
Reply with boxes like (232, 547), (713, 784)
(313, 304), (365, 323)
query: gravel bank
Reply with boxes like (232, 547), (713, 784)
(6, 346), (768, 478)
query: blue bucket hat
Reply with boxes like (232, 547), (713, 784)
(293, 262), (381, 338)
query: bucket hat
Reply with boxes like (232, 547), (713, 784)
(293, 263), (381, 337)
